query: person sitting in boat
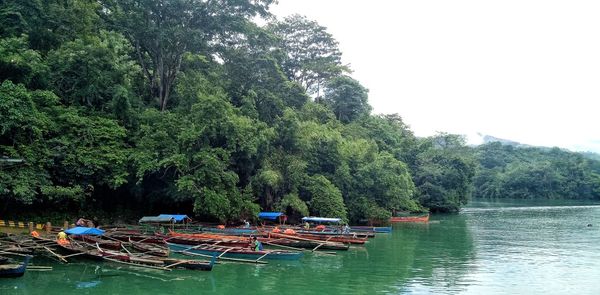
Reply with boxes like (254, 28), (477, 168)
(283, 228), (296, 235)
(252, 236), (263, 251)
(272, 226), (281, 233)
(342, 224), (350, 234)
(304, 222), (310, 229)
(56, 231), (70, 245)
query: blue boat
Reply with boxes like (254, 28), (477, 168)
(0, 255), (31, 278)
(168, 243), (303, 261)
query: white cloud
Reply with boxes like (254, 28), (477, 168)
(271, 0), (600, 152)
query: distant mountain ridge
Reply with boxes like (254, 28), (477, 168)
(470, 133), (600, 160)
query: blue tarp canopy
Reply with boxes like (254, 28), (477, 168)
(258, 212), (285, 220)
(158, 214), (191, 222)
(302, 217), (342, 223)
(65, 227), (105, 235)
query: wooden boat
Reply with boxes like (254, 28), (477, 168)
(389, 214), (430, 223)
(72, 235), (122, 250)
(128, 239), (170, 257)
(96, 247), (214, 271)
(267, 232), (367, 245)
(168, 243), (303, 261)
(349, 226), (392, 233)
(201, 227), (257, 235)
(161, 233), (250, 248)
(106, 233), (166, 244)
(295, 230), (374, 238)
(0, 255), (31, 278)
(169, 231), (349, 251)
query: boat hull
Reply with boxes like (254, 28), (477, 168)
(0, 255), (31, 278)
(389, 214), (430, 223)
(349, 226), (392, 233)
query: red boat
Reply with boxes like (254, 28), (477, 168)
(389, 214), (430, 223)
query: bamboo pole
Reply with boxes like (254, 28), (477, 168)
(43, 246), (68, 263)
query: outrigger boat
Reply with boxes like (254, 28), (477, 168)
(169, 231), (349, 251)
(349, 226), (392, 233)
(268, 232), (366, 245)
(161, 232), (250, 248)
(95, 245), (214, 271)
(168, 243), (303, 261)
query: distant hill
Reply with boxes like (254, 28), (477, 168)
(480, 134), (525, 147)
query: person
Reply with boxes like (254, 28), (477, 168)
(252, 236), (263, 251)
(272, 226), (281, 233)
(56, 231), (69, 245)
(76, 218), (88, 227)
(243, 220), (250, 228)
(342, 224), (350, 234)
(304, 222), (310, 229)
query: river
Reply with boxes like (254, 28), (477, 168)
(2, 200), (600, 294)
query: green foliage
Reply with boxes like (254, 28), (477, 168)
(412, 134), (476, 212)
(322, 76), (371, 123)
(269, 14), (348, 95)
(473, 143), (600, 200)
(302, 174), (347, 220)
(0, 81), (128, 206)
(0, 36), (48, 89)
(47, 31), (137, 110)
(277, 193), (309, 217)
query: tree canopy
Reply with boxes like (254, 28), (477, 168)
(2, 0), (596, 223)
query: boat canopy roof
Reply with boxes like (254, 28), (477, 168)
(65, 227), (105, 235)
(301, 217), (342, 223)
(139, 216), (175, 223)
(258, 212), (285, 220)
(158, 214), (191, 222)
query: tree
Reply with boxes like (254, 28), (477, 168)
(103, 0), (274, 111)
(47, 31), (137, 111)
(0, 36), (48, 89)
(322, 76), (371, 123)
(269, 14), (349, 96)
(301, 174), (347, 220)
(413, 134), (476, 212)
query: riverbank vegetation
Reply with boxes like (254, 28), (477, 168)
(1, 1), (599, 223)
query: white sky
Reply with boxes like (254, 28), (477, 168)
(271, 0), (600, 153)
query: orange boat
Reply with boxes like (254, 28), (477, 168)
(389, 214), (430, 223)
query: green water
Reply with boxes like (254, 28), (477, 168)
(3, 200), (600, 294)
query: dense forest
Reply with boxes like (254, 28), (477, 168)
(1, 1), (599, 224)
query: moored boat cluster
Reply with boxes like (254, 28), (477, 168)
(0, 213), (408, 276)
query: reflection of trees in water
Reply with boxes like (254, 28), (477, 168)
(388, 214), (476, 293)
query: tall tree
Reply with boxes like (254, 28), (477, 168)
(269, 14), (348, 96)
(102, 0), (273, 111)
(322, 76), (371, 123)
